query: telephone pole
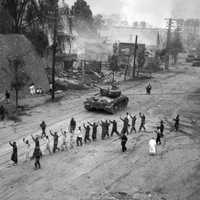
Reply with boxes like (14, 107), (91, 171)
(165, 18), (177, 70)
(51, 0), (59, 101)
(132, 35), (138, 78)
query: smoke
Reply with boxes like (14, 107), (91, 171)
(120, 0), (200, 27)
(171, 0), (200, 19)
(119, 0), (172, 27)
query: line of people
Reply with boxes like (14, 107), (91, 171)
(8, 114), (180, 169)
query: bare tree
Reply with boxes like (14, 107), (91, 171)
(4, 56), (30, 110)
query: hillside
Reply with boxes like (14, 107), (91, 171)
(0, 34), (49, 95)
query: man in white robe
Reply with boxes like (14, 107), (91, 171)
(149, 137), (157, 155)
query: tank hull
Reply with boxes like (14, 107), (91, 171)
(84, 95), (129, 114)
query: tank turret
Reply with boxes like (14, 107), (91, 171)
(84, 86), (129, 114)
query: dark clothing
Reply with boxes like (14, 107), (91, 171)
(139, 115), (146, 132)
(51, 133), (59, 153)
(40, 122), (46, 137)
(121, 135), (128, 152)
(35, 140), (40, 148)
(130, 116), (137, 133)
(33, 147), (42, 169)
(159, 123), (164, 137)
(110, 120), (119, 136)
(5, 91), (10, 99)
(100, 121), (110, 139)
(89, 123), (98, 141)
(121, 117), (129, 135)
(100, 122), (106, 139)
(146, 84), (152, 95)
(104, 121), (110, 138)
(156, 131), (161, 145)
(0, 106), (5, 120)
(84, 125), (91, 144)
(70, 118), (76, 132)
(9, 143), (18, 164)
(76, 137), (83, 146)
(32, 137), (40, 148)
(174, 116), (180, 131)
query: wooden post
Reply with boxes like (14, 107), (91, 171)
(132, 35), (138, 78)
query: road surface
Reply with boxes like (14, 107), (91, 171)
(0, 64), (200, 200)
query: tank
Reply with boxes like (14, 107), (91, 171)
(84, 87), (129, 114)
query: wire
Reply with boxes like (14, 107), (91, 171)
(126, 92), (200, 96)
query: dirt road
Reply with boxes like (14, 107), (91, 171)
(0, 64), (200, 200)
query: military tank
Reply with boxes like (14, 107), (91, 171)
(84, 86), (129, 114)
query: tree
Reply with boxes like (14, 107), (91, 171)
(170, 31), (183, 64)
(0, 8), (12, 33)
(5, 56), (30, 110)
(109, 55), (119, 82)
(93, 14), (105, 30)
(71, 0), (93, 22)
(1, 0), (32, 33)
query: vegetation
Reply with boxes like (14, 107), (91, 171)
(170, 30), (183, 64)
(6, 56), (30, 110)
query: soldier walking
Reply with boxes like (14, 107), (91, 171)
(121, 133), (128, 152)
(9, 141), (18, 165)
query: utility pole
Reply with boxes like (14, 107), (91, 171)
(132, 35), (138, 78)
(51, 0), (58, 101)
(165, 18), (178, 70)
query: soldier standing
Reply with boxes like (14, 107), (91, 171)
(50, 130), (60, 153)
(33, 146), (42, 170)
(159, 120), (164, 137)
(155, 127), (161, 145)
(110, 120), (119, 136)
(23, 138), (31, 161)
(88, 122), (98, 141)
(76, 127), (83, 146)
(100, 121), (106, 140)
(173, 115), (180, 131)
(139, 113), (146, 132)
(40, 121), (47, 138)
(130, 115), (137, 133)
(104, 120), (110, 138)
(120, 116), (129, 135)
(83, 123), (91, 144)
(70, 117), (76, 133)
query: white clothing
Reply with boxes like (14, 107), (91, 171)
(148, 139), (157, 155)
(29, 85), (35, 95)
(76, 130), (83, 138)
(25, 143), (31, 161)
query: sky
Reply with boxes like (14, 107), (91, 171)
(64, 0), (200, 27)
